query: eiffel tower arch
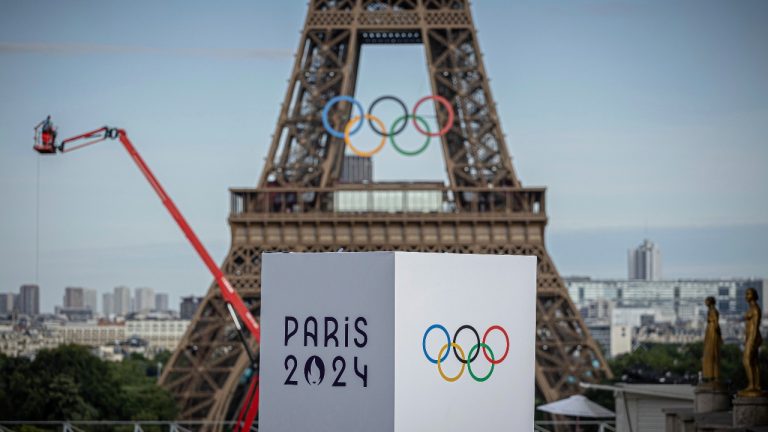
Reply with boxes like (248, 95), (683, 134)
(160, 0), (613, 427)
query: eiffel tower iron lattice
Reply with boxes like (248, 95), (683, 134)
(159, 0), (613, 428)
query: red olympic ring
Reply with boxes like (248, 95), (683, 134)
(411, 95), (455, 137)
(482, 325), (509, 365)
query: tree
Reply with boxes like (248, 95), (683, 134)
(43, 375), (98, 420)
(31, 345), (124, 419)
(0, 346), (177, 421)
(609, 342), (768, 392)
(111, 353), (177, 420)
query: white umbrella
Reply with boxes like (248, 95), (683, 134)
(537, 395), (615, 418)
(538, 395), (614, 431)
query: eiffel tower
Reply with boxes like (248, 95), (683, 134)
(160, 0), (612, 427)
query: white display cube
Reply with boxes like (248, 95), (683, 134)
(259, 252), (537, 432)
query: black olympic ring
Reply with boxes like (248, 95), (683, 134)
(367, 95), (408, 137)
(452, 324), (480, 364)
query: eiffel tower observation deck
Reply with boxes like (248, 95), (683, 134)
(159, 1), (612, 427)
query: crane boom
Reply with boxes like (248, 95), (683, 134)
(115, 129), (261, 339)
(34, 123), (260, 431)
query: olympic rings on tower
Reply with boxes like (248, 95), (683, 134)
(422, 324), (509, 382)
(321, 94), (455, 157)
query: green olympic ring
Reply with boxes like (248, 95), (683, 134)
(389, 115), (431, 157)
(467, 343), (495, 382)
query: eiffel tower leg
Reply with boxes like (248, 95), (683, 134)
(159, 247), (262, 431)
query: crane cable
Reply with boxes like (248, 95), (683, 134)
(35, 153), (40, 284)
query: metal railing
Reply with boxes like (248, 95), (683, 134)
(0, 420), (615, 432)
(230, 184), (546, 216)
(0, 421), (248, 432)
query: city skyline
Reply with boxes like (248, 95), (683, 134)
(1, 0), (767, 312)
(0, 284), (177, 315)
(3, 232), (763, 314)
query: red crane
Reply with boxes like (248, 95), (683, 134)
(34, 119), (260, 431)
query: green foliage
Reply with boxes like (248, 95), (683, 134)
(17, 426), (48, 432)
(547, 342), (768, 415)
(0, 345), (177, 421)
(608, 342), (768, 393)
(44, 374), (98, 420)
(29, 345), (122, 419)
(584, 387), (616, 412)
(610, 342), (701, 382)
(111, 353), (176, 420)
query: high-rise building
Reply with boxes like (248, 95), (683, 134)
(19, 284), (40, 316)
(155, 293), (169, 312)
(0, 293), (15, 314)
(134, 287), (155, 313)
(113, 286), (131, 316)
(628, 239), (662, 281)
(83, 288), (98, 314)
(180, 296), (203, 320)
(103, 292), (114, 317)
(64, 287), (85, 308)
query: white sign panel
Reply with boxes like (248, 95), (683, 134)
(260, 252), (536, 432)
(260, 252), (395, 431)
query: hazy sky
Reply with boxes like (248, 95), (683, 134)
(1, 1), (767, 312)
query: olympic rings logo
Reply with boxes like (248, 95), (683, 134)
(321, 95), (455, 158)
(422, 324), (509, 382)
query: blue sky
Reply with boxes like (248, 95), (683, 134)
(1, 1), (767, 312)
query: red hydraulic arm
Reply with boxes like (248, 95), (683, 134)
(119, 129), (261, 338)
(36, 124), (260, 431)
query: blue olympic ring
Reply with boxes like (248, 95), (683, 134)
(322, 95), (365, 139)
(422, 324), (451, 364)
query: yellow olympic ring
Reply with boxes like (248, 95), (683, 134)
(343, 114), (387, 158)
(437, 342), (466, 382)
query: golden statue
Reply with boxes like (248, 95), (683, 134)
(702, 296), (723, 387)
(738, 287), (764, 397)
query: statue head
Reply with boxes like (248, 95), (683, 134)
(705, 296), (716, 307)
(745, 288), (759, 303)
